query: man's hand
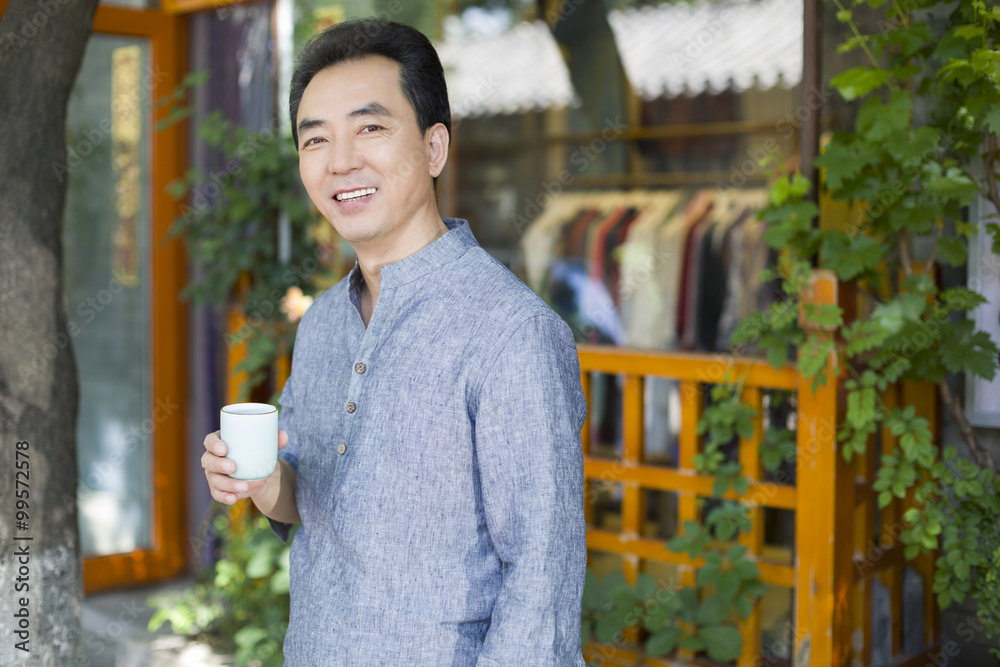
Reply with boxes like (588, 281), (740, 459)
(202, 430), (290, 505)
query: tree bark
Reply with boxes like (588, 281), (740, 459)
(0, 0), (100, 663)
(541, 0), (631, 177)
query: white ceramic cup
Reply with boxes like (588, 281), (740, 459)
(220, 403), (278, 481)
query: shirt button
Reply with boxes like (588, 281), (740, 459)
(346, 402), (356, 413)
(338, 443), (347, 455)
(355, 362), (366, 374)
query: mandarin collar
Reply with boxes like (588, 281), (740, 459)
(347, 218), (478, 300)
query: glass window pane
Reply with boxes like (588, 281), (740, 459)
(64, 35), (153, 557)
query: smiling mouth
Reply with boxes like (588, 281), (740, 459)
(334, 187), (377, 202)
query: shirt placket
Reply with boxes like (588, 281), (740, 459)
(338, 286), (395, 460)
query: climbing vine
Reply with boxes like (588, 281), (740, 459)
(582, 502), (766, 665)
(583, 0), (1000, 661)
(740, 0), (1000, 653)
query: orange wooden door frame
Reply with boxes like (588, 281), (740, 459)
(0, 0), (190, 592)
(84, 3), (189, 594)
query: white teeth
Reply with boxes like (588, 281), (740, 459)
(335, 187), (376, 201)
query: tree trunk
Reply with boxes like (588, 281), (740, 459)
(0, 0), (100, 663)
(541, 0), (631, 176)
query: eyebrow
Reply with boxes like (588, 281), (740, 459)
(297, 117), (326, 135)
(297, 102), (395, 137)
(348, 102), (393, 119)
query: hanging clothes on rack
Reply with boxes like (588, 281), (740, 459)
(520, 187), (773, 352)
(518, 187), (775, 471)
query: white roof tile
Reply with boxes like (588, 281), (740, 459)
(437, 20), (576, 119)
(609, 0), (803, 100)
(439, 0), (803, 118)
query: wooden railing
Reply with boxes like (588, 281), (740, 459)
(578, 272), (940, 667)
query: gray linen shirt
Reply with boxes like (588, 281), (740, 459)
(270, 218), (588, 665)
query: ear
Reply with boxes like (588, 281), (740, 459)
(425, 122), (450, 178)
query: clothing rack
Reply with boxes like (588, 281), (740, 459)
(520, 187), (779, 467)
(521, 187), (775, 353)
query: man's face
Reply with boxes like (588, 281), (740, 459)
(296, 55), (446, 247)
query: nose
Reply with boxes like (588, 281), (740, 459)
(328, 136), (363, 175)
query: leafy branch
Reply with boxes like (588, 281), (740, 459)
(734, 0), (1000, 654)
(582, 501), (766, 665)
(157, 75), (338, 402)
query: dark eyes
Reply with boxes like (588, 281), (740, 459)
(300, 125), (383, 148)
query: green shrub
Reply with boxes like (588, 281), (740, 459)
(149, 514), (296, 666)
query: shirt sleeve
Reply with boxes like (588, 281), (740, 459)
(267, 373), (300, 543)
(474, 313), (588, 666)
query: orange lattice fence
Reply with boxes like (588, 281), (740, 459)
(579, 272), (940, 667)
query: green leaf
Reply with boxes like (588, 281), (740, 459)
(635, 573), (658, 601)
(881, 21), (933, 58)
(878, 491), (893, 508)
(843, 319), (890, 356)
(814, 140), (873, 191)
(821, 233), (883, 280)
(716, 570), (741, 601)
(733, 475), (750, 495)
(925, 166), (980, 205)
(871, 294), (927, 335)
(580, 621), (592, 652)
(697, 563), (721, 588)
(857, 90), (913, 141)
(696, 595), (731, 626)
(937, 236), (968, 266)
(677, 587), (699, 620)
(768, 172), (812, 206)
(246, 549), (274, 579)
(797, 337), (835, 384)
(941, 288), (988, 312)
(679, 635), (706, 652)
(598, 570), (637, 604)
(594, 603), (632, 643)
(583, 570), (601, 612)
(803, 303), (844, 330)
(726, 544), (749, 561)
(734, 594), (754, 619)
(642, 595), (678, 633)
(712, 474), (731, 498)
(646, 626), (683, 657)
(667, 535), (691, 554)
(941, 320), (999, 380)
(847, 386), (878, 430)
(766, 341), (789, 369)
(953, 25), (984, 41)
(234, 626), (269, 650)
(743, 580), (768, 598)
(831, 66), (891, 100)
(699, 624), (744, 662)
(733, 558), (761, 582)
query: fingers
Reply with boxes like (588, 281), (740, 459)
(200, 447), (235, 475)
(206, 472), (252, 505)
(204, 430), (226, 457)
(201, 430), (241, 505)
(201, 430), (280, 505)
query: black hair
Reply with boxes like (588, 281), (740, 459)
(289, 18), (451, 149)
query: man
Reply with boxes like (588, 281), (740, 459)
(201, 18), (588, 666)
